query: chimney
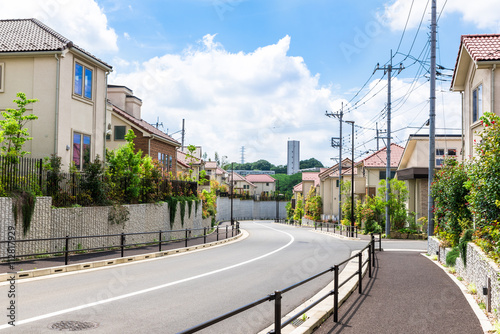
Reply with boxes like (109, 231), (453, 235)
(107, 85), (142, 119)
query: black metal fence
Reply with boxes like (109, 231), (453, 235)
(0, 156), (43, 193)
(1, 223), (240, 265)
(179, 234), (381, 334)
(0, 156), (197, 207)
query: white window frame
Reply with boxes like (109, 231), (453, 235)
(472, 84), (483, 123)
(72, 131), (92, 171)
(0, 63), (4, 93)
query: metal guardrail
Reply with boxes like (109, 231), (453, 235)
(178, 233), (381, 334)
(274, 219), (363, 239)
(1, 223), (240, 265)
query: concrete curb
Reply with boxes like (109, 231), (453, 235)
(422, 253), (494, 334)
(0, 229), (247, 282)
(258, 249), (371, 334)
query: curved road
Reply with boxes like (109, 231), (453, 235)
(0, 221), (367, 333)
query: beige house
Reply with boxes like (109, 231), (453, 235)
(204, 161), (228, 186)
(245, 174), (276, 196)
(318, 159), (352, 221)
(176, 150), (203, 180)
(397, 134), (462, 221)
(451, 34), (500, 159)
(355, 144), (404, 198)
(229, 171), (256, 196)
(106, 85), (180, 174)
(0, 19), (112, 171)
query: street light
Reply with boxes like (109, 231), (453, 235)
(230, 162), (234, 225)
(345, 120), (355, 237)
(275, 179), (279, 222)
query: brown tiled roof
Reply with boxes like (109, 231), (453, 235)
(461, 34), (500, 62)
(451, 34), (500, 87)
(111, 104), (180, 146)
(177, 150), (202, 166)
(302, 172), (320, 187)
(293, 182), (303, 192)
(361, 143), (404, 168)
(204, 161), (217, 169)
(0, 18), (111, 69)
(245, 174), (276, 183)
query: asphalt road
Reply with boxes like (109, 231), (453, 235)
(0, 221), (367, 334)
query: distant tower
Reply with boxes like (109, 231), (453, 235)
(287, 140), (300, 175)
(240, 146), (245, 164)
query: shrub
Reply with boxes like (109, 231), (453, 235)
(431, 159), (471, 247)
(446, 247), (460, 267)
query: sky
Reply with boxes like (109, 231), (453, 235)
(2, 0), (500, 167)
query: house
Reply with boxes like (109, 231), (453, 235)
(293, 171), (322, 203)
(451, 34), (500, 159)
(228, 171), (256, 195)
(176, 150), (203, 179)
(106, 85), (180, 174)
(318, 159), (352, 221)
(397, 134), (462, 221)
(0, 18), (112, 171)
(245, 174), (276, 196)
(356, 143), (404, 198)
(204, 161), (228, 185)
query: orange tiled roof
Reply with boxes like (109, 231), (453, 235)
(245, 174), (276, 183)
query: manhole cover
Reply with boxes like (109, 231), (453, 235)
(49, 321), (99, 331)
(291, 318), (306, 327)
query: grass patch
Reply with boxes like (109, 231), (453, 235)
(468, 283), (477, 295)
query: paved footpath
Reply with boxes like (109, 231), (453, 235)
(314, 250), (484, 334)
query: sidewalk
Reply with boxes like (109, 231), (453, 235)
(0, 222), (237, 275)
(313, 251), (485, 334)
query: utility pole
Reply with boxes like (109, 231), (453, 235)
(346, 121), (355, 237)
(181, 119), (185, 150)
(428, 0), (437, 236)
(231, 162), (234, 225)
(374, 51), (404, 237)
(326, 103), (343, 223)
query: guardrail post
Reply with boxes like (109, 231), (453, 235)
(327, 223), (329, 232)
(333, 224), (335, 234)
(315, 222), (317, 230)
(65, 235), (69, 265)
(368, 243), (372, 278)
(159, 231), (162, 252)
(226, 225), (228, 239)
(334, 265), (339, 322)
(120, 233), (125, 257)
(185, 229), (189, 248)
(274, 290), (282, 334)
(371, 233), (375, 268)
(379, 232), (382, 251)
(358, 252), (362, 294)
(320, 223), (322, 231)
(204, 227), (207, 244)
(232, 225), (234, 237)
(216, 225), (219, 241)
(237, 222), (240, 234)
(356, 227), (358, 238)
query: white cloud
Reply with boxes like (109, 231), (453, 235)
(0, 0), (118, 53)
(380, 0), (500, 32)
(124, 32), (131, 40)
(111, 35), (341, 166)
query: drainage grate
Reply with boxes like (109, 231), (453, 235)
(291, 318), (306, 327)
(49, 321), (99, 331)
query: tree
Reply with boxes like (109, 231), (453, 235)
(300, 158), (324, 169)
(106, 130), (143, 203)
(0, 92), (38, 161)
(377, 178), (409, 230)
(293, 193), (305, 221)
(304, 186), (322, 221)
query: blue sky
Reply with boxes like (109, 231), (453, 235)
(2, 0), (500, 166)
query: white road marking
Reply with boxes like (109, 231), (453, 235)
(0, 222), (294, 330)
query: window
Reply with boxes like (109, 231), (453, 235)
(0, 63), (4, 93)
(379, 170), (396, 180)
(73, 132), (91, 170)
(436, 149), (444, 156)
(114, 126), (126, 140)
(266, 183), (269, 186)
(157, 153), (172, 171)
(447, 149), (457, 156)
(436, 158), (445, 166)
(473, 84), (483, 123)
(74, 62), (93, 99)
(336, 180), (340, 188)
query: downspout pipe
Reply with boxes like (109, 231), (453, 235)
(54, 54), (60, 156)
(492, 64), (496, 114)
(104, 71), (109, 162)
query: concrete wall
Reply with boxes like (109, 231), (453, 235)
(0, 197), (209, 258)
(428, 237), (500, 318)
(216, 197), (287, 221)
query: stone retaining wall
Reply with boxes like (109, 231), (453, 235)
(216, 197), (287, 221)
(428, 237), (500, 317)
(0, 197), (209, 258)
